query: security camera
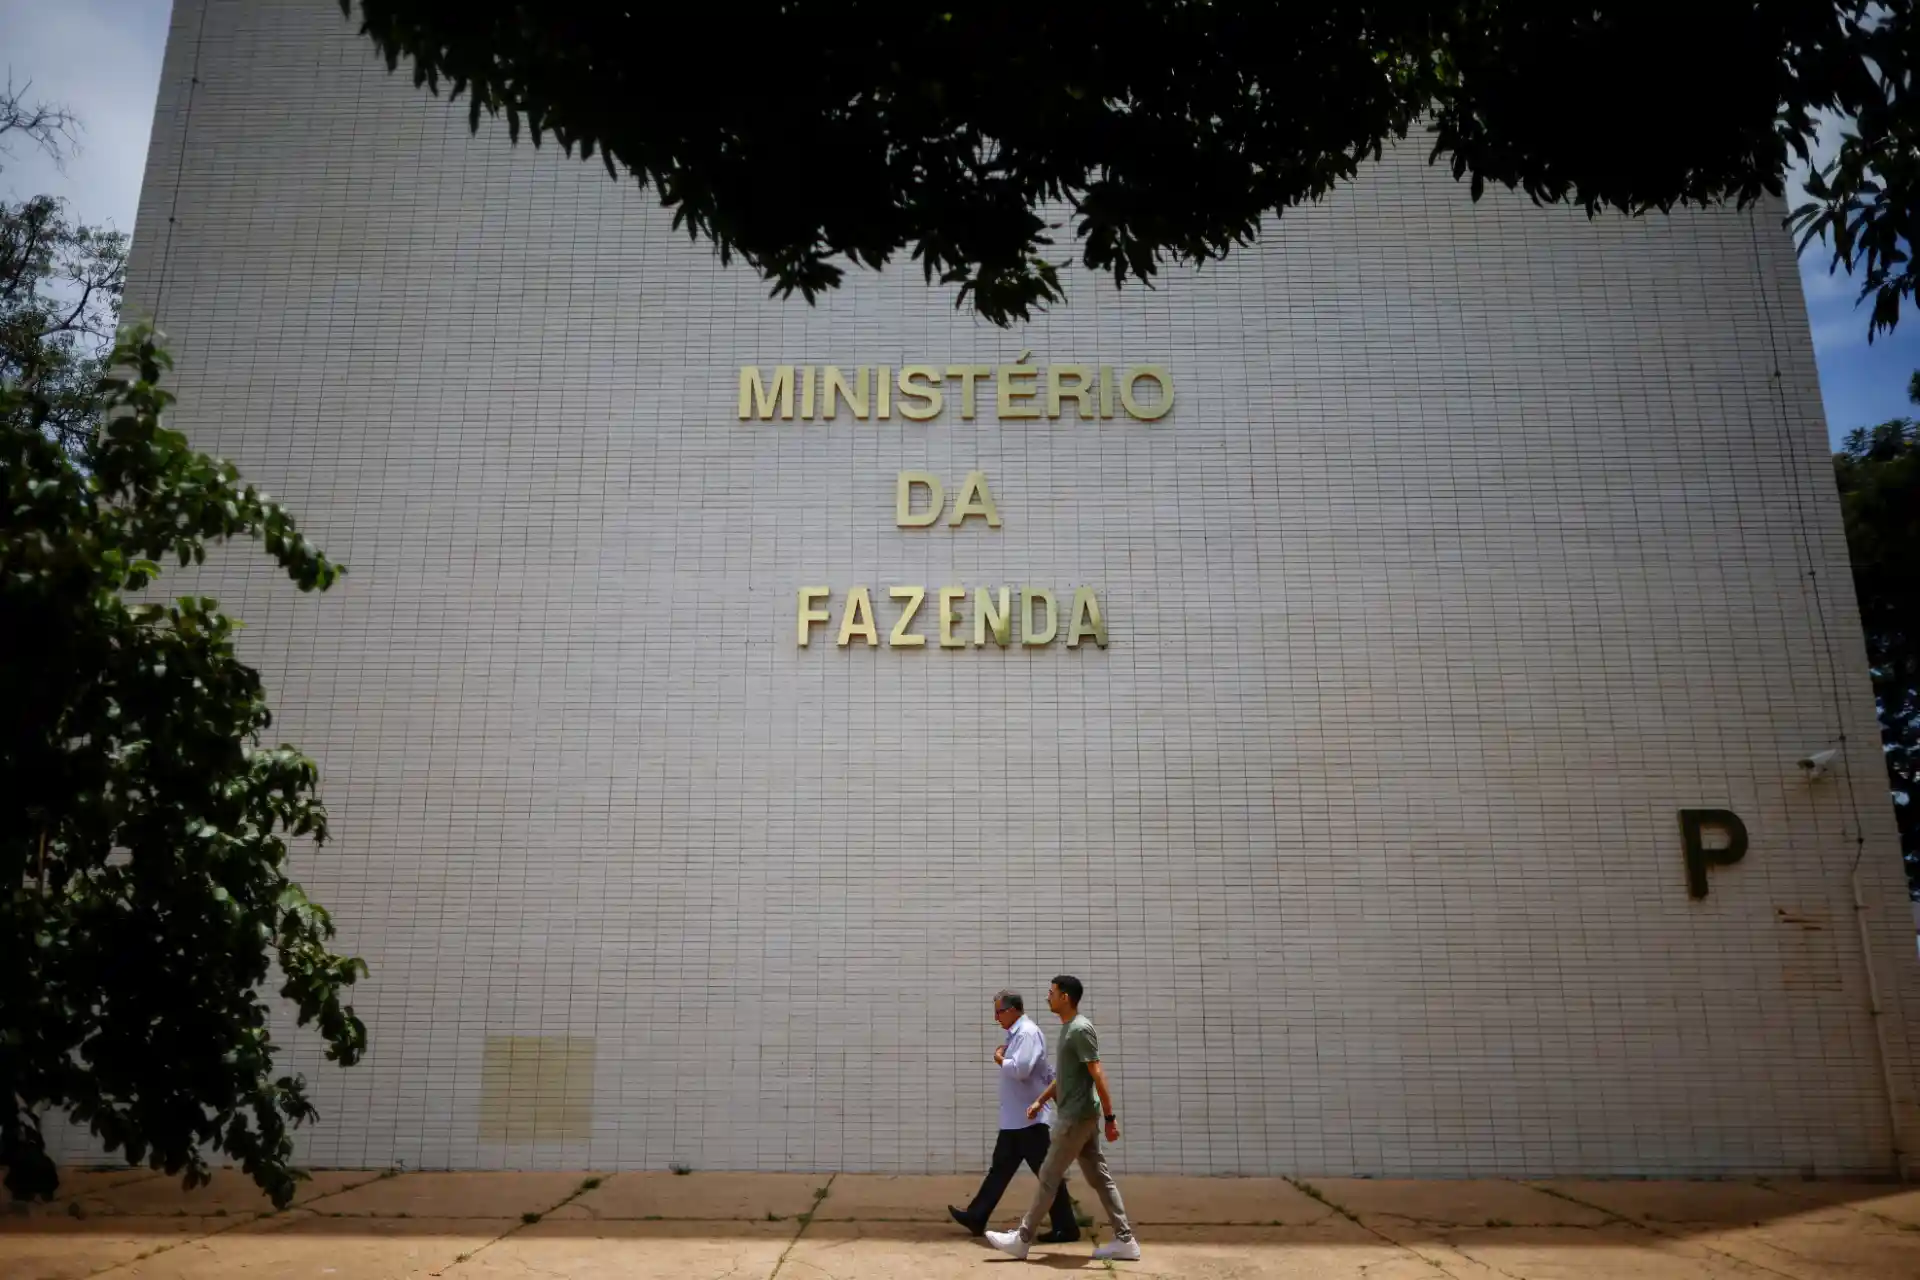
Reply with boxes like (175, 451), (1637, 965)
(1797, 749), (1839, 781)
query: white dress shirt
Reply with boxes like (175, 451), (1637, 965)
(998, 1014), (1057, 1130)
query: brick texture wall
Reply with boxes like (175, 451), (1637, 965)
(94, 0), (1920, 1176)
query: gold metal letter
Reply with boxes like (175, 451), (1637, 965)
(876, 366), (891, 419)
(1098, 365), (1116, 418)
(797, 586), (831, 646)
(888, 586), (927, 647)
(1021, 587), (1058, 646)
(896, 471), (944, 527)
(1067, 587), (1108, 648)
(974, 586), (1011, 647)
(838, 586), (879, 647)
(947, 471), (1001, 528)
(1119, 365), (1174, 420)
(897, 366), (943, 420)
(738, 366), (795, 420)
(822, 366), (870, 420)
(946, 365), (991, 419)
(1047, 364), (1095, 419)
(938, 586), (967, 648)
(997, 349), (1040, 419)
(798, 365), (816, 419)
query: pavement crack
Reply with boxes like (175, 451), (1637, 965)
(767, 1171), (836, 1278)
(431, 1173), (601, 1275)
(1526, 1185), (1803, 1280)
(293, 1168), (401, 1214)
(1284, 1178), (1463, 1279)
(1524, 1184), (1633, 1227)
(83, 1169), (396, 1279)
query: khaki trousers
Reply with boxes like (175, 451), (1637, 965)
(1014, 1113), (1136, 1244)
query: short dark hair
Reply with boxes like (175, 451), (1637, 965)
(994, 989), (1023, 1013)
(1051, 975), (1084, 1005)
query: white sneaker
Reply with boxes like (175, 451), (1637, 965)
(984, 1229), (1030, 1260)
(1093, 1238), (1142, 1261)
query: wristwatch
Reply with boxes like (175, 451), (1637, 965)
(1105, 1113), (1118, 1123)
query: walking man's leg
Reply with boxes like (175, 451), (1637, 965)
(1074, 1135), (1136, 1245)
(997, 1116), (1094, 1253)
(1018, 1124), (1080, 1239)
(955, 1129), (1023, 1233)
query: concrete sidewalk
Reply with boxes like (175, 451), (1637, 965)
(5, 1167), (1919, 1279)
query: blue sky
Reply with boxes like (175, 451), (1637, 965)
(4, 0), (1914, 445)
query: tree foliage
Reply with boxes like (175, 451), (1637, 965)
(1, 193), (127, 455)
(1790, 5), (1920, 341)
(1, 328), (367, 1207)
(344, 1), (1913, 332)
(2, 87), (367, 1206)
(1834, 389), (1920, 898)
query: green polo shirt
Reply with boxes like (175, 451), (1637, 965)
(1055, 1014), (1102, 1123)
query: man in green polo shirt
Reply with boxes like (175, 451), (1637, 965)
(986, 975), (1141, 1262)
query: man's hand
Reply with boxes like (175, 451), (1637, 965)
(994, 1045), (1006, 1066)
(1027, 1099), (1045, 1121)
(1105, 1117), (1121, 1143)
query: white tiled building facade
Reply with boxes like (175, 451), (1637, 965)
(111, 0), (1920, 1177)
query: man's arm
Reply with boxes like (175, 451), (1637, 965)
(1001, 1025), (1043, 1081)
(1088, 1061), (1120, 1139)
(1024, 1078), (1058, 1121)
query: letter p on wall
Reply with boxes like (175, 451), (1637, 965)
(1679, 809), (1748, 899)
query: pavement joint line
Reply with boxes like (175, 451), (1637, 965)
(78, 1205), (297, 1279)
(767, 1172), (837, 1279)
(1283, 1177), (1468, 1280)
(77, 1167), (395, 1280)
(1524, 1184), (1635, 1227)
(1757, 1175), (1917, 1233)
(429, 1171), (605, 1275)
(1523, 1183), (1805, 1280)
(295, 1167), (404, 1213)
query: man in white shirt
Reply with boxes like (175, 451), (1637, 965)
(948, 990), (1080, 1241)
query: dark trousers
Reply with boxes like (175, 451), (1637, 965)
(964, 1123), (1077, 1234)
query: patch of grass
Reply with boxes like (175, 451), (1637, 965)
(379, 1168), (399, 1179)
(813, 1186), (830, 1202)
(521, 1211), (542, 1225)
(1485, 1218), (1513, 1229)
(643, 1214), (663, 1221)
(454, 1252), (470, 1264)
(796, 1211), (814, 1228)
(579, 1177), (603, 1191)
(670, 1162), (693, 1176)
(396, 1212), (410, 1219)
(766, 1210), (783, 1222)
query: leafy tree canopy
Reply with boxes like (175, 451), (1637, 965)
(344, 1), (1915, 333)
(1, 193), (126, 456)
(2, 86), (366, 1208)
(1, 328), (367, 1207)
(1835, 388), (1920, 898)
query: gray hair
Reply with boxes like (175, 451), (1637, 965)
(994, 989), (1023, 1013)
